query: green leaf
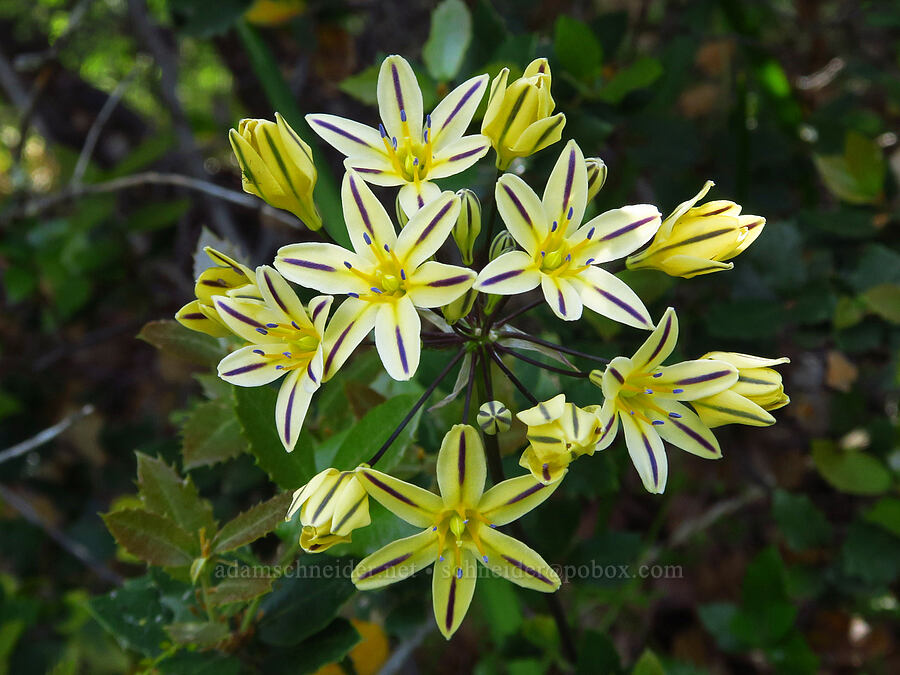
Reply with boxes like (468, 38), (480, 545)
(137, 320), (223, 367)
(261, 618), (361, 673)
(698, 602), (741, 653)
(833, 296), (867, 330)
(87, 575), (171, 657)
(863, 497), (900, 537)
(841, 520), (900, 586)
(846, 244), (900, 292)
(771, 489), (832, 551)
(170, 0), (251, 38)
(232, 385), (316, 490)
(181, 399), (245, 470)
(731, 548), (797, 647)
(258, 557), (357, 646)
(630, 649), (665, 675)
(860, 283), (900, 323)
(127, 199), (191, 232)
(206, 577), (274, 607)
(136, 454), (215, 534)
(155, 651), (243, 675)
(596, 57), (662, 103)
(422, 0), (472, 81)
(212, 492), (293, 554)
(164, 621), (229, 647)
(332, 393), (422, 471)
(811, 440), (892, 495)
(554, 16), (603, 80)
(102, 509), (197, 567)
(576, 629), (620, 675)
(813, 132), (885, 204)
(338, 64), (380, 106)
(477, 573), (522, 646)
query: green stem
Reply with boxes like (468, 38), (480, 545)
(496, 345), (589, 378)
(478, 346), (506, 484)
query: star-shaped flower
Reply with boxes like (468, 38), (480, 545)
(352, 424), (561, 639)
(307, 55), (490, 216)
(474, 140), (661, 326)
(274, 170), (475, 381)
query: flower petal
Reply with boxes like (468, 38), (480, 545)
(692, 390), (776, 429)
(398, 180), (443, 218)
(436, 424), (486, 508)
(594, 398), (620, 451)
(330, 475), (371, 536)
(432, 548), (478, 639)
(217, 344), (286, 386)
(305, 113), (386, 162)
(495, 173), (546, 255)
(377, 55), (423, 143)
(228, 128), (286, 204)
(352, 528), (438, 590)
(356, 468), (442, 527)
(395, 191), (460, 268)
(654, 360), (738, 400)
(576, 205), (662, 263)
(213, 296), (286, 343)
(543, 140), (587, 235)
(701, 352), (790, 370)
(474, 251), (541, 295)
(508, 113), (566, 156)
(342, 170), (399, 261)
(275, 369), (314, 452)
(541, 274), (583, 321)
(429, 74), (489, 151)
(176, 300), (230, 337)
(642, 398), (722, 459)
(647, 254), (733, 278)
(256, 265), (311, 328)
(478, 474), (562, 526)
(321, 297), (379, 381)
(428, 134), (491, 180)
(406, 261), (476, 308)
(477, 525), (560, 592)
(275, 242), (370, 295)
(343, 155), (404, 187)
(620, 413), (668, 494)
(631, 307), (678, 370)
(302, 345), (324, 392)
(516, 393), (566, 426)
(573, 266), (653, 329)
(308, 295), (333, 335)
(375, 297), (421, 381)
(659, 180), (714, 239)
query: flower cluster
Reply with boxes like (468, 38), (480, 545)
(176, 54), (788, 638)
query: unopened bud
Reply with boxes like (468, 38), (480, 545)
(442, 287), (478, 324)
(395, 193), (409, 227)
(489, 231), (516, 261)
(585, 157), (607, 201)
(452, 189), (481, 265)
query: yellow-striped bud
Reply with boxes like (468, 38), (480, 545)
(691, 352), (790, 428)
(481, 58), (566, 170)
(442, 286), (478, 324)
(287, 468), (371, 553)
(452, 189), (481, 265)
(229, 113), (322, 230)
(477, 400), (512, 435)
(175, 247), (260, 337)
(626, 181), (765, 278)
(585, 157), (607, 201)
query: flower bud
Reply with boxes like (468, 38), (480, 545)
(585, 157), (607, 201)
(481, 58), (566, 169)
(452, 189), (481, 265)
(442, 286), (478, 324)
(175, 247), (260, 337)
(626, 181), (766, 279)
(692, 352), (790, 428)
(229, 113), (322, 230)
(489, 231), (517, 261)
(287, 468), (371, 553)
(395, 192), (409, 228)
(477, 400), (511, 435)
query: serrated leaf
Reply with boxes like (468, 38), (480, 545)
(257, 557), (356, 646)
(138, 320), (224, 367)
(206, 577), (273, 607)
(137, 454), (215, 534)
(212, 492), (293, 554)
(181, 399), (245, 470)
(811, 440), (892, 495)
(164, 620), (229, 646)
(102, 509), (197, 567)
(332, 393), (422, 472)
(87, 576), (171, 657)
(554, 16), (603, 80)
(232, 385), (315, 490)
(422, 0), (472, 81)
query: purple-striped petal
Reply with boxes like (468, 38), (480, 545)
(374, 296), (420, 381)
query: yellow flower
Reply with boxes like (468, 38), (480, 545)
(287, 468), (371, 552)
(474, 140), (661, 326)
(213, 266), (333, 451)
(691, 352), (790, 428)
(626, 181), (766, 278)
(352, 424), (561, 639)
(307, 55), (490, 216)
(516, 394), (603, 484)
(482, 58), (566, 170)
(275, 171), (475, 381)
(229, 113), (322, 230)
(175, 247), (260, 337)
(590, 308), (738, 493)
(314, 620), (389, 675)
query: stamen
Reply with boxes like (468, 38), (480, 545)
(363, 232), (372, 245)
(482, 555), (488, 563)
(256, 328), (268, 335)
(400, 269), (406, 280)
(551, 221), (558, 232)
(253, 349), (263, 355)
(392, 136), (398, 149)
(400, 109), (407, 122)
(266, 323), (278, 328)
(645, 389), (653, 394)
(585, 258), (595, 265)
(673, 388), (684, 394)
(426, 114), (431, 127)
(432, 526), (437, 531)
(291, 321), (301, 330)
(456, 568), (463, 579)
(439, 555), (444, 561)
(567, 206), (574, 219)
(653, 372), (662, 378)
(343, 261), (352, 269)
(669, 412), (682, 418)
(275, 365), (283, 370)
(348, 292), (359, 298)
(383, 244), (390, 252)
(587, 227), (595, 239)
(370, 287), (382, 294)
(565, 254), (571, 261)
(378, 123), (387, 138)
(652, 420), (664, 425)
(283, 352), (292, 357)
(412, 157), (419, 166)
(541, 251), (546, 257)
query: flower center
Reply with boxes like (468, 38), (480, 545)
(379, 112), (434, 184)
(432, 509), (494, 574)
